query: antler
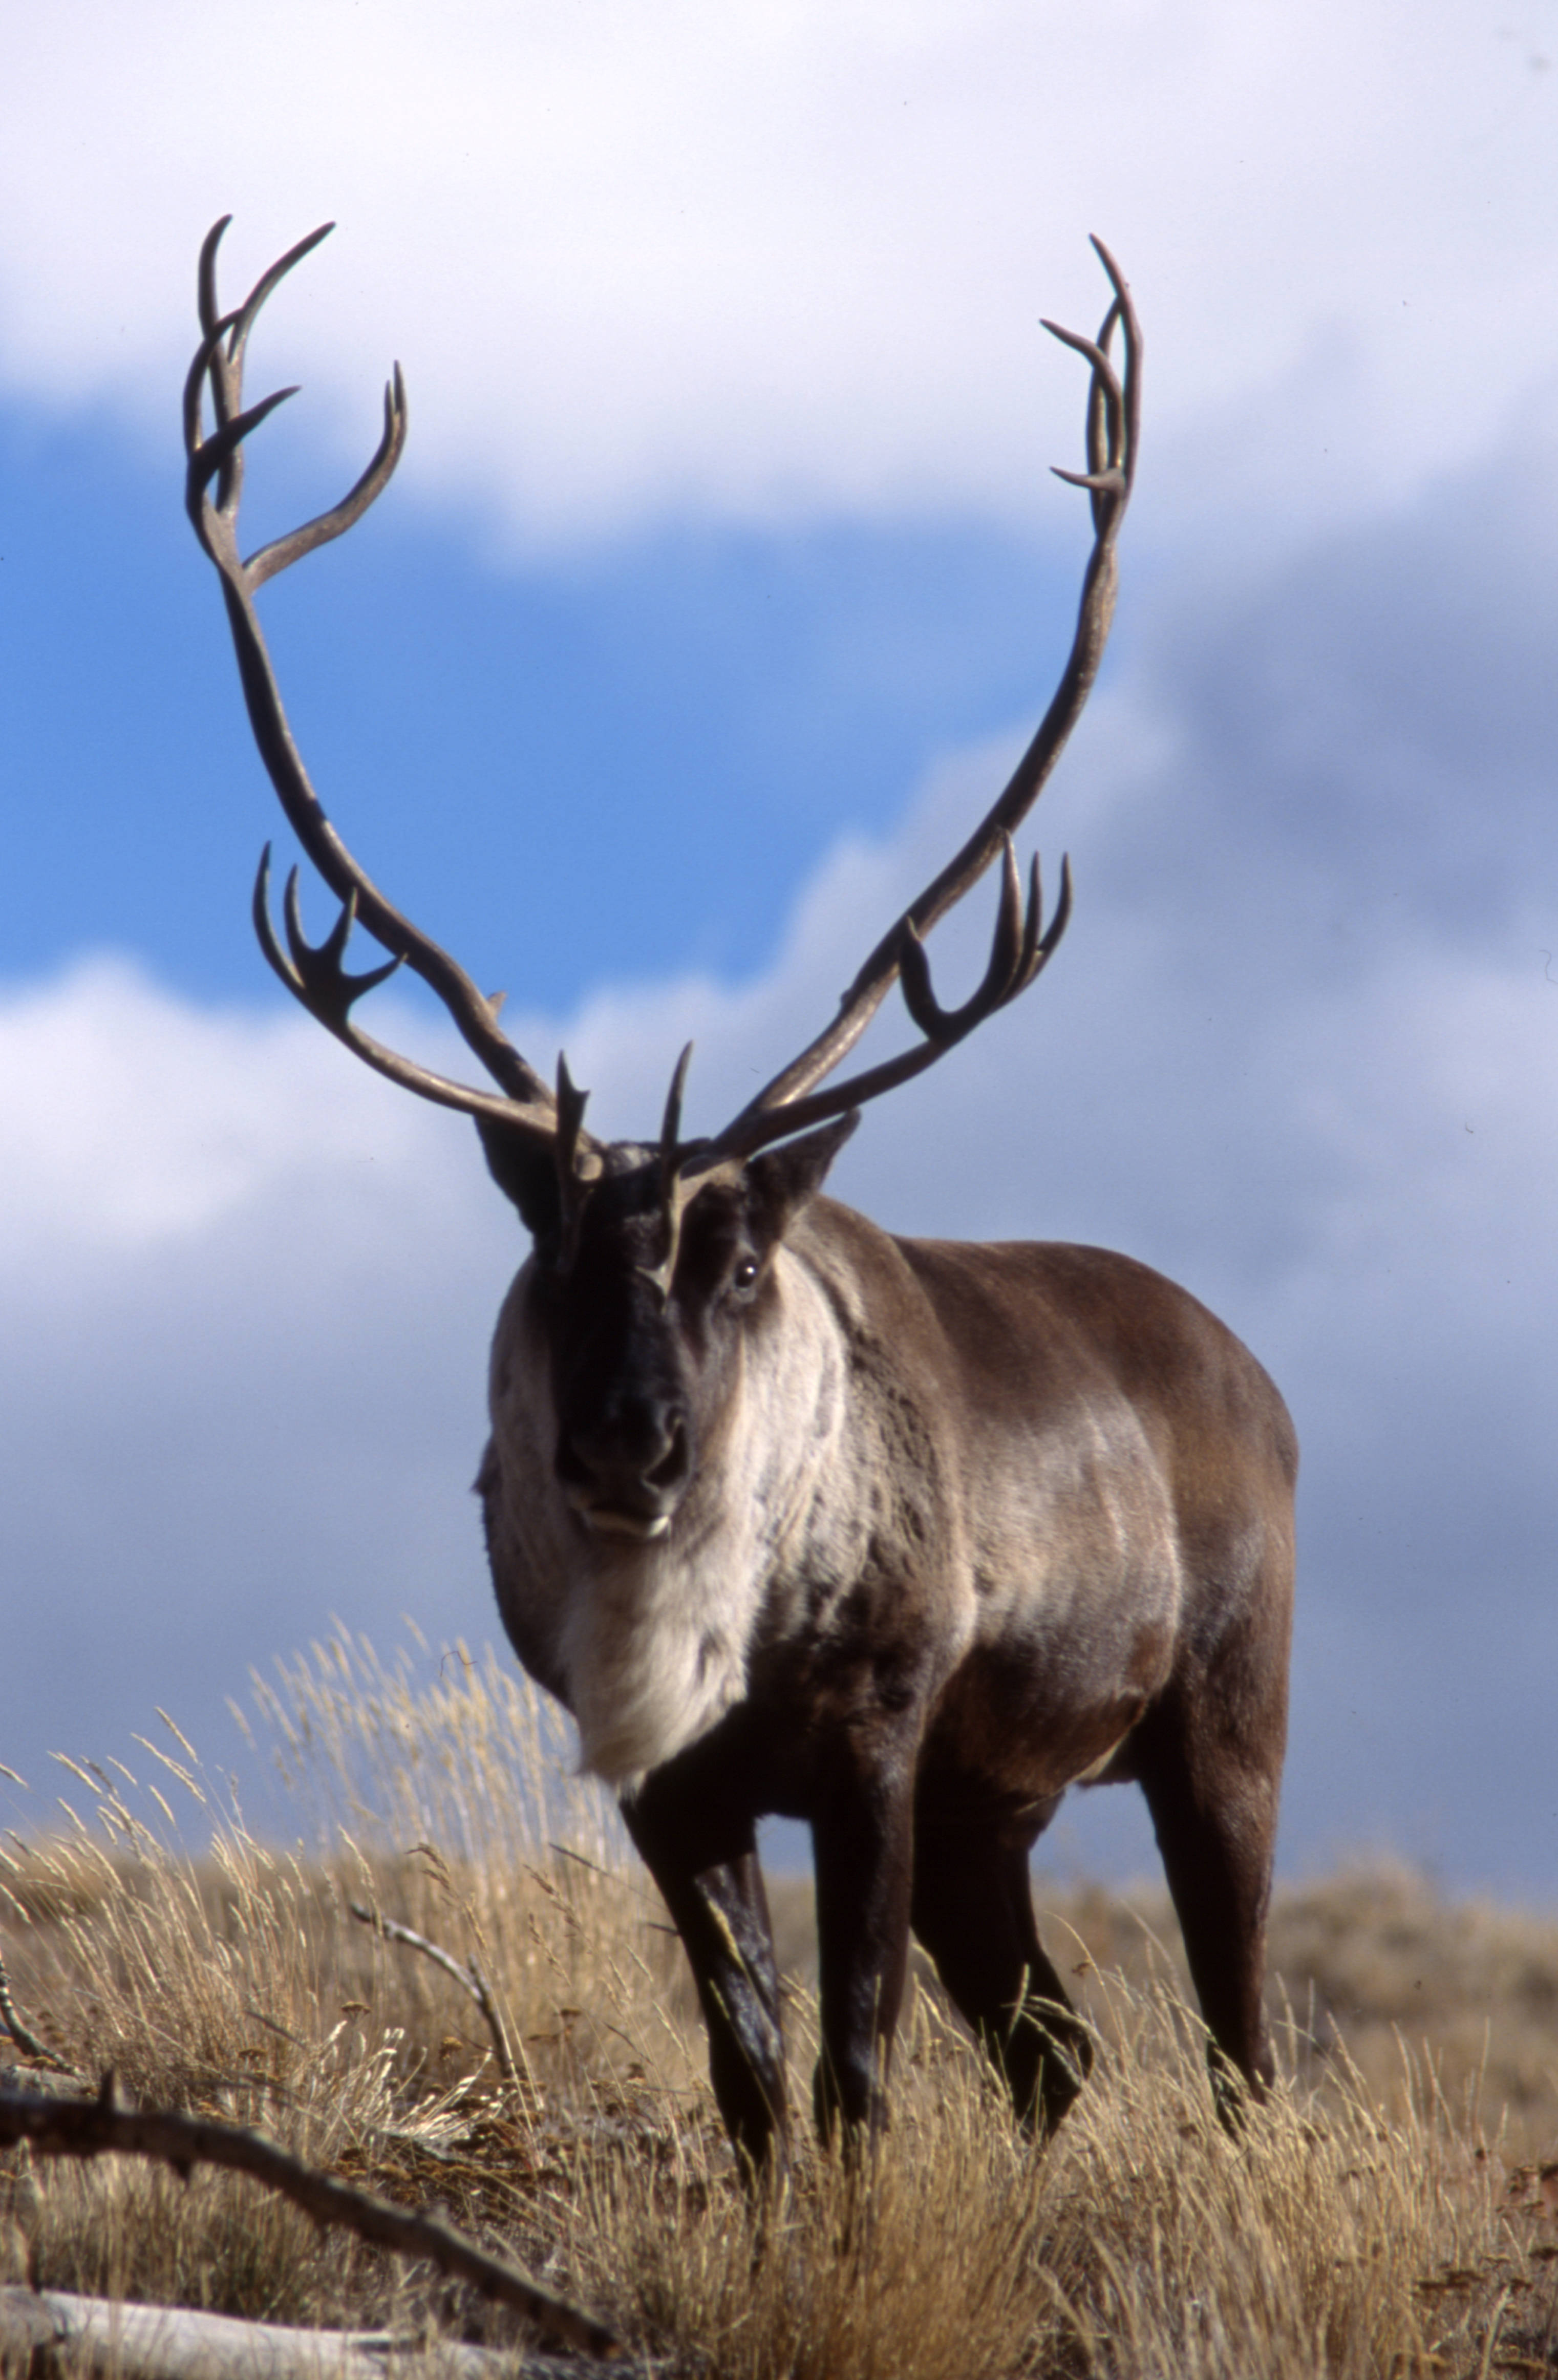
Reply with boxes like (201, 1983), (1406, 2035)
(187, 220), (1136, 1262)
(680, 236), (1139, 1171)
(184, 218), (579, 1154)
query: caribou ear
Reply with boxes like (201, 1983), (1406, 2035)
(744, 1112), (860, 1248)
(475, 1116), (562, 1242)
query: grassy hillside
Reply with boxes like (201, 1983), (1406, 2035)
(2, 1631), (1555, 2377)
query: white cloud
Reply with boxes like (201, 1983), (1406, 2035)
(0, 958), (442, 1259)
(0, 2), (1554, 547)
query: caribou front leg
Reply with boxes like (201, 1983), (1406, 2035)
(621, 1768), (789, 2174)
(809, 1719), (919, 2150)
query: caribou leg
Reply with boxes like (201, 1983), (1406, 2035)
(910, 1823), (1094, 2135)
(1133, 1684), (1284, 2126)
(808, 1731), (919, 2150)
(620, 1778), (788, 2172)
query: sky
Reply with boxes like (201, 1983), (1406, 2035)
(1, 1), (1556, 1900)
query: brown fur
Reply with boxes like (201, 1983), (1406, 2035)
(476, 1153), (1296, 2166)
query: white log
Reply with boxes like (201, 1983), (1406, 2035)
(0, 2288), (575, 2380)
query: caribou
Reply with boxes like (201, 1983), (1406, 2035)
(185, 220), (1296, 2166)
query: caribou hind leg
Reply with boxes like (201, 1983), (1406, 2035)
(910, 1822), (1094, 2136)
(1133, 1676), (1285, 2126)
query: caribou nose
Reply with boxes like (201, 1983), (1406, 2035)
(558, 1390), (691, 1521)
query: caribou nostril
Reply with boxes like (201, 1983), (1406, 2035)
(647, 1420), (688, 1489)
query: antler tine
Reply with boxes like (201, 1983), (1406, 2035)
(194, 217), (243, 517)
(701, 240), (1138, 1166)
(185, 377), (302, 532)
(251, 847), (550, 1125)
(247, 366), (407, 591)
(1041, 318), (1124, 496)
(187, 219), (569, 1149)
(196, 216), (230, 345)
(658, 1044), (694, 1192)
(702, 848), (1073, 1167)
(225, 222), (337, 370)
(898, 836), (1030, 1042)
(633, 1044), (697, 1304)
(1085, 306), (1121, 488)
(275, 857), (402, 1021)
(193, 217), (335, 522)
(627, 1043), (751, 1302)
(552, 1054), (600, 1271)
(1092, 236), (1142, 486)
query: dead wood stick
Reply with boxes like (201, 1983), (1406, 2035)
(0, 2284), (600, 2379)
(347, 1904), (528, 2099)
(0, 2080), (617, 2359)
(0, 1947), (75, 2075)
(0, 2287), (658, 2378)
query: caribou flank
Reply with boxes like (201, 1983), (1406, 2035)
(186, 221), (1296, 2164)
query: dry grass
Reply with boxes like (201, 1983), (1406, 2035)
(3, 1628), (1557, 2376)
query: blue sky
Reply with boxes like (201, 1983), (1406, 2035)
(2, 1), (1557, 1898)
(0, 405), (1084, 1005)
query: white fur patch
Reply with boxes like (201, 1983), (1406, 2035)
(485, 1248), (855, 1787)
(560, 1533), (753, 1786)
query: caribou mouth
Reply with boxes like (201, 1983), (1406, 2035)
(576, 1503), (672, 1542)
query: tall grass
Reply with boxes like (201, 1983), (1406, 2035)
(3, 1629), (1556, 2376)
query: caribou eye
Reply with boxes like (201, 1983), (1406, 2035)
(732, 1257), (760, 1293)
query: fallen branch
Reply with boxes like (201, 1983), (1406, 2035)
(0, 2079), (617, 2360)
(348, 1905), (528, 2102)
(0, 2285), (501, 2379)
(0, 2284), (660, 2378)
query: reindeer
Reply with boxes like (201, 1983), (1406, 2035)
(184, 221), (1296, 2166)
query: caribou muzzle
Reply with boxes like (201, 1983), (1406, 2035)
(556, 1384), (692, 1540)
